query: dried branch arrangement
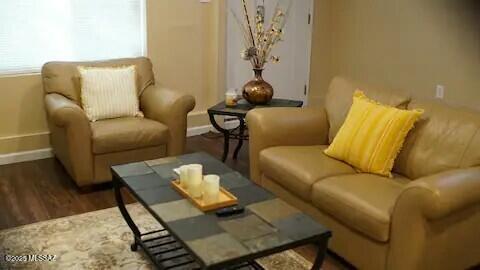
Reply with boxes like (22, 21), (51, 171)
(232, 0), (292, 69)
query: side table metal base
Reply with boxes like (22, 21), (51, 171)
(207, 99), (303, 162)
(208, 114), (248, 162)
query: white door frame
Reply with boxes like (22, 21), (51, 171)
(304, 0), (315, 106)
(224, 0), (314, 105)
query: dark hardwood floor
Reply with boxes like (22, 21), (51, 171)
(0, 133), (351, 270)
(0, 133), (244, 230)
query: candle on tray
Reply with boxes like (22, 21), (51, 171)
(187, 164), (203, 198)
(203, 175), (220, 203)
(178, 165), (191, 188)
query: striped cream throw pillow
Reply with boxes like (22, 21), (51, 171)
(78, 65), (143, 122)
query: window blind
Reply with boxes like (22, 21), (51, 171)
(0, 0), (146, 75)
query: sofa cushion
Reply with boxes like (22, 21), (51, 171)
(91, 117), (169, 154)
(259, 145), (356, 201)
(394, 99), (480, 179)
(312, 174), (410, 242)
(325, 76), (411, 143)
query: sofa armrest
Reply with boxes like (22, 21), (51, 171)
(388, 167), (480, 270)
(398, 167), (480, 220)
(140, 85), (195, 156)
(45, 93), (94, 186)
(246, 107), (329, 183)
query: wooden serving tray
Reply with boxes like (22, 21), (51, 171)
(171, 180), (238, 212)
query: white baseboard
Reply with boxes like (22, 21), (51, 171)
(224, 119), (240, 129)
(187, 125), (215, 137)
(0, 122), (241, 165)
(0, 148), (53, 166)
(186, 120), (241, 137)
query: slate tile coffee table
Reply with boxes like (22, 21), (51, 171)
(112, 152), (331, 270)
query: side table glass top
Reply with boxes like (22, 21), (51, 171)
(112, 152), (330, 269)
(208, 98), (303, 117)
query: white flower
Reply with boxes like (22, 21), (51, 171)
(240, 49), (251, 60)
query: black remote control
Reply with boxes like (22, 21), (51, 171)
(216, 206), (244, 217)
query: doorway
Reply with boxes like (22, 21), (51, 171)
(226, 0), (314, 103)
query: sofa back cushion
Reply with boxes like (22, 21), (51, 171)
(42, 57), (154, 103)
(394, 99), (480, 179)
(325, 77), (411, 143)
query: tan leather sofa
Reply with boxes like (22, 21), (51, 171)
(42, 57), (195, 187)
(247, 76), (480, 270)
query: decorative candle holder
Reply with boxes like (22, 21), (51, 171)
(225, 89), (239, 107)
(203, 175), (220, 203)
(187, 164), (203, 198)
(178, 165), (191, 188)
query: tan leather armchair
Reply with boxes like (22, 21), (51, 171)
(247, 76), (480, 270)
(42, 57), (195, 187)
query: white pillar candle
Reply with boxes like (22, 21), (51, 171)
(203, 175), (220, 203)
(178, 165), (191, 188)
(187, 164), (203, 198)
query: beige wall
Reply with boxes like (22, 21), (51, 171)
(310, 0), (480, 111)
(0, 75), (49, 153)
(6, 0), (478, 154)
(0, 0), (225, 154)
(308, 0), (333, 107)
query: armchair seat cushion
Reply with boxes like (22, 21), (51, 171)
(91, 117), (169, 154)
(312, 174), (410, 242)
(259, 145), (356, 201)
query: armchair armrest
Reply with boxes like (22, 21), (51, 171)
(140, 86), (195, 156)
(246, 107), (329, 183)
(388, 167), (480, 270)
(45, 93), (89, 127)
(44, 93), (93, 186)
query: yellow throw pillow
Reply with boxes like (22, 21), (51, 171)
(324, 90), (423, 177)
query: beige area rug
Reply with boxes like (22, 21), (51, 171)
(0, 203), (312, 270)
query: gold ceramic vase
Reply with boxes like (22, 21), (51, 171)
(242, 68), (273, 105)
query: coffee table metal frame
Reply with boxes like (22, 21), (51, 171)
(113, 171), (329, 270)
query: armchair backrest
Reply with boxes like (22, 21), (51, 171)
(41, 57), (155, 103)
(394, 99), (480, 179)
(324, 76), (411, 143)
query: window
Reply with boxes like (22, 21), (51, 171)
(0, 0), (146, 75)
